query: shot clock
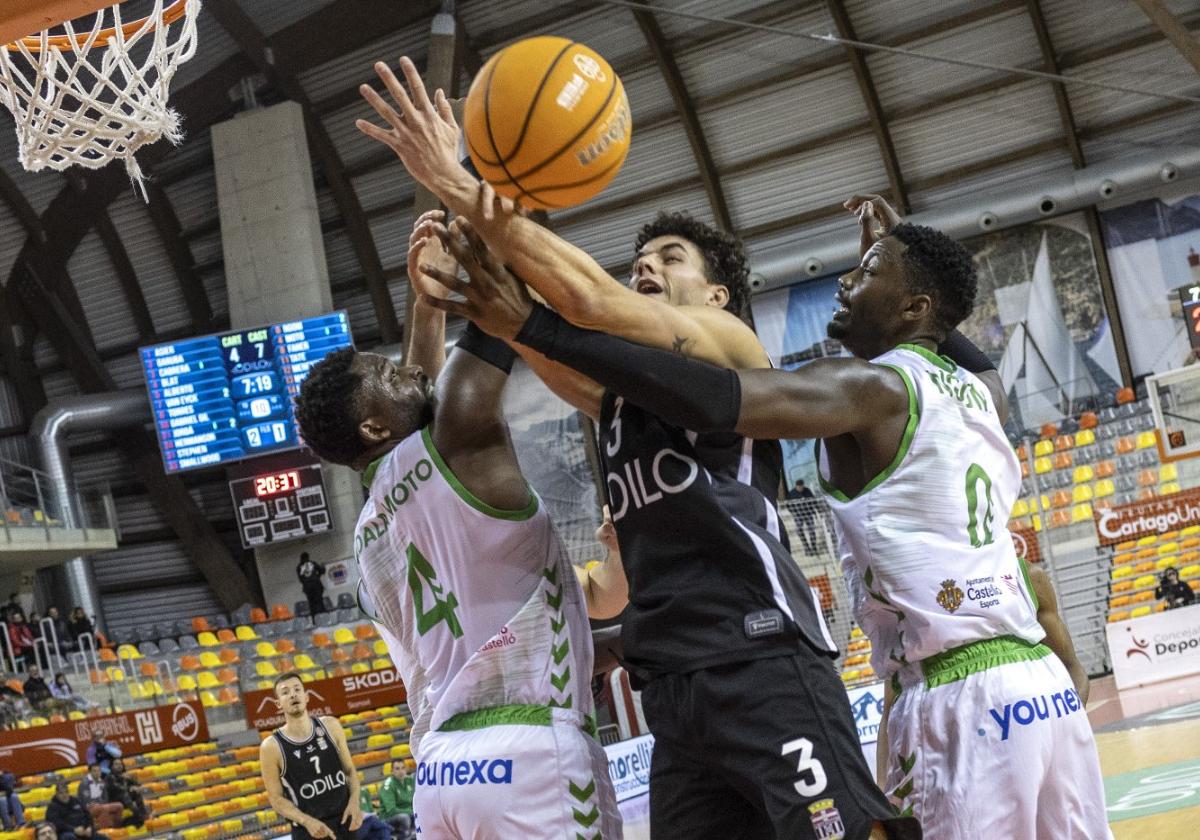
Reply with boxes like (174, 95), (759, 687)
(140, 312), (352, 473)
(228, 464), (330, 548)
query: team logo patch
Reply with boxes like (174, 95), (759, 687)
(807, 798), (845, 839)
(936, 579), (964, 613)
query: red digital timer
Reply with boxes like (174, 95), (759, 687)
(253, 470), (301, 497)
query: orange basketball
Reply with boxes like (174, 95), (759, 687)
(463, 36), (631, 211)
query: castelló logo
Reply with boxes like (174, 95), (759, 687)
(936, 579), (964, 613)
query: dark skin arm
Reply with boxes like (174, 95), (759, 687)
(428, 221), (529, 512)
(1028, 565), (1089, 704)
(421, 221), (913, 493)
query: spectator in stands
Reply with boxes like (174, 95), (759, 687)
(355, 813), (391, 840)
(47, 607), (74, 651)
(0, 594), (19, 623)
(51, 673), (89, 712)
(0, 684), (29, 730)
(47, 779), (110, 840)
(76, 765), (122, 829)
(1156, 567), (1196, 610)
(67, 608), (94, 647)
(35, 821), (57, 840)
(0, 770), (26, 831)
(84, 733), (120, 775)
(296, 552), (328, 615)
(7, 611), (35, 668)
(377, 762), (414, 839)
(785, 479), (819, 554)
(104, 759), (148, 827)
(22, 665), (52, 708)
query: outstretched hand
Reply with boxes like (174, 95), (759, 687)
(419, 218), (535, 341)
(844, 193), (903, 258)
(408, 209), (457, 302)
(356, 57), (468, 198)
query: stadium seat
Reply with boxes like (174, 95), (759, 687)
(1158, 541), (1178, 556)
(1072, 485), (1094, 503)
(1033, 439), (1054, 458)
(274, 638), (297, 654)
(1182, 565), (1200, 580)
(294, 654), (317, 670)
(372, 657), (392, 671)
(1095, 460), (1116, 478)
(117, 643), (142, 659)
(1071, 503), (1093, 523)
(1015, 444), (1028, 461)
(197, 631), (218, 647)
(270, 604), (294, 621)
(1109, 595), (1132, 609)
(198, 651), (221, 668)
(351, 643), (372, 661)
(1116, 436), (1136, 454)
(355, 623), (378, 640)
(1034, 457), (1052, 474)
(1133, 574), (1157, 590)
(249, 607), (269, 624)
(1048, 510), (1071, 529)
(197, 671), (220, 689)
(1079, 411), (1098, 430)
(1052, 453), (1073, 470)
(1074, 428), (1096, 447)
(1021, 462), (1030, 479)
(219, 647), (240, 664)
(1011, 498), (1030, 518)
(373, 639), (389, 656)
(1051, 490), (1071, 509)
(139, 640), (160, 657)
(351, 662), (370, 674)
(191, 616), (212, 633)
(1116, 387), (1135, 405)
(98, 647), (118, 663)
(1108, 610), (1130, 623)
(1136, 469), (1158, 487)
(1161, 481), (1182, 496)
(217, 667), (237, 683)
(312, 632), (332, 648)
(1040, 423), (1058, 438)
(1094, 479), (1115, 499)
(1159, 463), (1179, 482)
(334, 627), (355, 645)
(331, 648), (351, 663)
(1072, 465), (1094, 484)
(216, 628), (237, 644)
(255, 641), (278, 658)
(1130, 605), (1152, 619)
(139, 661), (158, 678)
(1054, 434), (1074, 451)
(255, 661), (279, 677)
(1135, 431), (1157, 450)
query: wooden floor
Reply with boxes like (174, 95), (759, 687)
(617, 673), (1200, 837)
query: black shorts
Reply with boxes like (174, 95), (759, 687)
(640, 651), (922, 840)
(289, 817), (355, 840)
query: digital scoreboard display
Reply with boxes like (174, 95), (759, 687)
(140, 312), (353, 473)
(229, 463), (331, 548)
(1179, 285), (1200, 352)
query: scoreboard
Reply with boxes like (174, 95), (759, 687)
(228, 464), (331, 548)
(140, 312), (353, 473)
(1180, 284), (1200, 353)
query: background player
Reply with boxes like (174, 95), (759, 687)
(422, 196), (1112, 838)
(259, 673), (361, 840)
(292, 212), (619, 838)
(360, 58), (923, 840)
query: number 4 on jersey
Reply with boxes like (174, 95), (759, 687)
(407, 544), (464, 638)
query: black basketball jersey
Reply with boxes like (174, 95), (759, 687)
(598, 392), (836, 679)
(273, 717), (349, 823)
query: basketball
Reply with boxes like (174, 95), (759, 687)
(463, 36), (631, 211)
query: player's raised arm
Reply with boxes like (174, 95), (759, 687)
(355, 57), (765, 370)
(404, 210), (457, 381)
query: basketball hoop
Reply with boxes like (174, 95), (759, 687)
(0, 0), (201, 198)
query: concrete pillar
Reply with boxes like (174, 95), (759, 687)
(212, 101), (362, 616)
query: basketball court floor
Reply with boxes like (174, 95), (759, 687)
(615, 673), (1200, 838)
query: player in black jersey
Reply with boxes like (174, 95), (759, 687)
(260, 673), (362, 840)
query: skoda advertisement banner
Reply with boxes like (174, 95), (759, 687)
(0, 701), (206, 775)
(243, 667), (407, 730)
(1107, 603), (1200, 689)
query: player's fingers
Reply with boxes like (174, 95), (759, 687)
(359, 84), (405, 131)
(844, 193), (882, 211)
(374, 61), (419, 123)
(421, 264), (469, 296)
(397, 56), (434, 114)
(420, 293), (469, 319)
(435, 222), (475, 267)
(478, 180), (498, 223)
(434, 88), (455, 126)
(355, 118), (400, 149)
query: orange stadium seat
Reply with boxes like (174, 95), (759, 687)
(1048, 510), (1071, 529)
(1109, 595), (1132, 610)
(274, 638), (296, 654)
(98, 647), (118, 663)
(180, 655), (202, 671)
(1015, 444), (1028, 461)
(1116, 436), (1136, 454)
(312, 632), (332, 648)
(249, 607), (268, 624)
(1116, 387), (1135, 405)
(139, 662), (158, 678)
(1053, 453), (1073, 470)
(355, 623), (378, 640)
(270, 604), (293, 621)
(351, 643), (372, 661)
(1109, 610), (1130, 623)
(1096, 460), (1116, 478)
(1021, 462), (1030, 479)
(1054, 434), (1074, 452)
(217, 628), (237, 644)
(1079, 411), (1098, 430)
(219, 647), (240, 664)
(1137, 469), (1158, 487)
(1051, 490), (1072, 509)
(1040, 423), (1059, 438)
(191, 616), (212, 633)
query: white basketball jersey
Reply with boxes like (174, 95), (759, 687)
(818, 345), (1043, 678)
(355, 427), (594, 756)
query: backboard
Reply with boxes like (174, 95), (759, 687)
(1147, 364), (1200, 462)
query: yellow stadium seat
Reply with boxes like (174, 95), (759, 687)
(1133, 574), (1157, 590)
(1071, 503), (1093, 523)
(1033, 439), (1054, 457)
(1108, 610), (1130, 623)
(177, 674), (197, 691)
(373, 639), (389, 656)
(1130, 605), (1152, 619)
(841, 670), (861, 683)
(255, 641), (278, 658)
(1032, 513), (1042, 531)
(1111, 566), (1133, 581)
(69, 710), (85, 720)
(334, 628), (356, 645)
(1074, 429), (1095, 447)
(200, 691), (222, 707)
(1160, 481), (1182, 496)
(107, 667), (125, 682)
(198, 651), (221, 668)
(367, 733), (394, 749)
(1156, 556), (1178, 570)
(1180, 565), (1200, 580)
(1137, 535), (1158, 547)
(1012, 498), (1030, 518)
(255, 660), (279, 677)
(1094, 479), (1115, 499)
(1159, 463), (1179, 482)
(1072, 485), (1093, 503)
(350, 662), (369, 673)
(390, 743), (412, 759)
(1158, 542), (1179, 556)
(197, 631), (219, 647)
(197, 671), (220, 689)
(294, 654), (316, 670)
(235, 625), (259, 641)
(371, 657), (392, 671)
(1135, 431), (1157, 450)
(1072, 465), (1094, 484)
(1181, 525), (1200, 538)
(1034, 457), (1052, 474)
(117, 644), (142, 660)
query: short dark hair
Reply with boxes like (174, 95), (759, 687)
(300, 552), (309, 561)
(890, 223), (977, 337)
(635, 212), (752, 322)
(273, 671), (304, 691)
(293, 348), (368, 466)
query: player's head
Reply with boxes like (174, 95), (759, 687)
(631, 212), (751, 322)
(828, 223), (976, 359)
(273, 672), (308, 718)
(295, 348), (433, 469)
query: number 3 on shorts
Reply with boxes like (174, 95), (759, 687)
(781, 737), (828, 797)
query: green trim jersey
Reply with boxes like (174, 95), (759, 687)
(355, 426), (594, 757)
(818, 345), (1044, 678)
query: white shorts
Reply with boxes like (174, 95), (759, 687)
(413, 705), (622, 839)
(885, 637), (1112, 839)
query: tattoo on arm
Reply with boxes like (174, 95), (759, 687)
(672, 335), (690, 355)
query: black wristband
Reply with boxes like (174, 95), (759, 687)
(938, 329), (995, 373)
(456, 321), (516, 374)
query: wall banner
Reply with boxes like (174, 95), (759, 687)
(243, 668), (407, 730)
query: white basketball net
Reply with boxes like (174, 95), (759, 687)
(0, 0), (201, 197)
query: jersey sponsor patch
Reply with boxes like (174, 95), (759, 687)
(936, 579), (965, 613)
(415, 758), (514, 787)
(744, 609), (785, 639)
(983, 686), (1084, 741)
